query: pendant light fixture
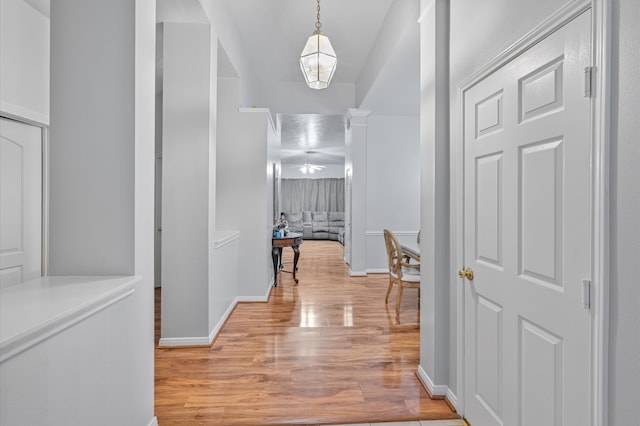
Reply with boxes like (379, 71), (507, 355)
(299, 0), (337, 90)
(299, 151), (326, 174)
(300, 162), (326, 174)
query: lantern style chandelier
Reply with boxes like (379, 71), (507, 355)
(299, 0), (337, 90)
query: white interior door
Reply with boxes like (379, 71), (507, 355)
(0, 117), (42, 287)
(462, 12), (592, 426)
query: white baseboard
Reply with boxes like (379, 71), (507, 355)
(158, 335), (212, 347)
(366, 268), (389, 274)
(417, 365), (448, 396)
(348, 269), (367, 276)
(236, 280), (271, 303)
(235, 295), (269, 302)
(147, 416), (158, 426)
(446, 387), (459, 411)
(158, 283), (273, 347)
(208, 298), (239, 343)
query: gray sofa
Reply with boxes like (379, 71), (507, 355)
(283, 211), (345, 244)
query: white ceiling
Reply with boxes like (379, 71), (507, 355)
(223, 0), (406, 169)
(278, 113), (345, 166)
(224, 0), (394, 85)
(221, 0), (419, 169)
(38, 0), (419, 170)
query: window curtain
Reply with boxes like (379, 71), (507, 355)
(281, 178), (345, 213)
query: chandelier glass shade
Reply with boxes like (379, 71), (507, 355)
(299, 0), (336, 90)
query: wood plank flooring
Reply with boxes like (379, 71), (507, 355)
(155, 240), (459, 425)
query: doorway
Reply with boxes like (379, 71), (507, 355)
(0, 117), (43, 287)
(460, 11), (593, 425)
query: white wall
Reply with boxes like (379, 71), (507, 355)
(357, 0), (420, 116)
(419, 1), (640, 423)
(365, 114), (420, 272)
(216, 77), (278, 297)
(433, 0), (577, 402)
(197, 0), (264, 111)
(49, 0), (137, 276)
(256, 81), (356, 115)
(160, 22), (212, 342)
(609, 0), (640, 423)
(0, 0), (49, 125)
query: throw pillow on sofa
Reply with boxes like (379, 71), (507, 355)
(328, 212), (344, 234)
(283, 212), (303, 233)
(311, 211), (329, 232)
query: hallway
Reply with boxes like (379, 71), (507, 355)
(154, 240), (459, 424)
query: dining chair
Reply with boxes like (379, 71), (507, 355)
(383, 229), (421, 318)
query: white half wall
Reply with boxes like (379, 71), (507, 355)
(210, 231), (240, 336)
(0, 277), (141, 425)
(216, 77), (278, 296)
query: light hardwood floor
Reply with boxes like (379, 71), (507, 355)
(155, 240), (459, 425)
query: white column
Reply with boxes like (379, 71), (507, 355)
(345, 109), (370, 276)
(48, 1), (156, 423)
(418, 0), (452, 398)
(159, 23), (212, 344)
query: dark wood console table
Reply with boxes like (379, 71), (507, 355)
(272, 232), (302, 286)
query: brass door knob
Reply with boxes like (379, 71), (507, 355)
(458, 267), (474, 281)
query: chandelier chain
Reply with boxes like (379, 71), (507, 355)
(316, 0), (322, 31)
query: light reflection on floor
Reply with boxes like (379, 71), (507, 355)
(298, 304), (354, 327)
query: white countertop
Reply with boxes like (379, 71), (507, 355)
(1, 275), (138, 362)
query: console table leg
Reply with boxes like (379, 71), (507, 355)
(271, 247), (279, 286)
(292, 245), (300, 285)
